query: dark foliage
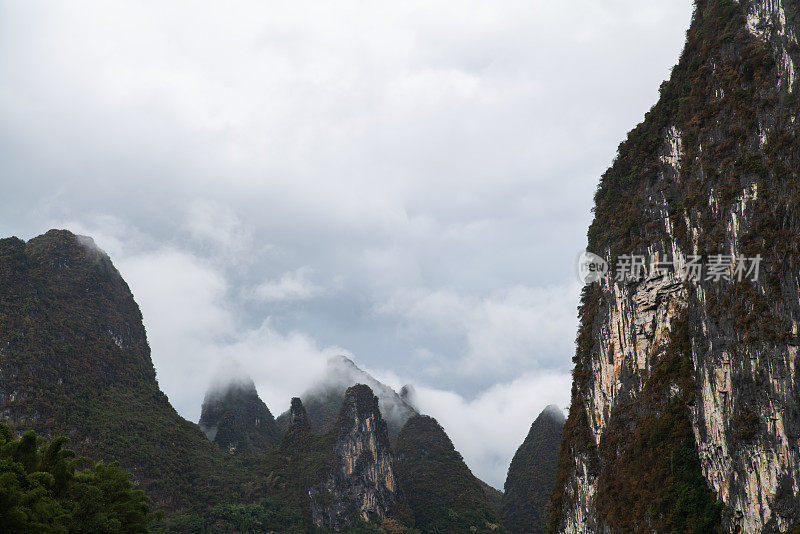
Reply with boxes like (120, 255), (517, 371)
(199, 379), (282, 455)
(501, 407), (563, 533)
(0, 231), (243, 513)
(394, 415), (506, 534)
(593, 315), (723, 532)
(0, 422), (157, 533)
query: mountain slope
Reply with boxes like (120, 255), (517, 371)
(199, 378), (282, 455)
(551, 1), (800, 532)
(0, 229), (520, 532)
(395, 415), (506, 533)
(501, 405), (563, 534)
(0, 230), (236, 510)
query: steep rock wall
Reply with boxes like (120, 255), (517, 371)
(309, 384), (398, 529)
(552, 1), (800, 532)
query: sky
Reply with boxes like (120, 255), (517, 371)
(0, 0), (693, 488)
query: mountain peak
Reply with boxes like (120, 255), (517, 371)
(276, 356), (416, 441)
(539, 404), (566, 423)
(502, 406), (564, 533)
(198, 377), (280, 455)
(0, 229), (227, 510)
(310, 384), (398, 529)
(289, 397), (310, 430)
(336, 384), (384, 432)
(26, 229), (113, 270)
(399, 384), (418, 411)
(395, 414), (503, 531)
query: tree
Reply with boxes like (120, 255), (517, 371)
(0, 423), (158, 533)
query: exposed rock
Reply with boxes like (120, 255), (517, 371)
(198, 378), (281, 455)
(551, 1), (800, 532)
(309, 384), (398, 529)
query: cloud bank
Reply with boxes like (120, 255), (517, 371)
(1, 0), (693, 486)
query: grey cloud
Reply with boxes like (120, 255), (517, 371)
(0, 0), (694, 485)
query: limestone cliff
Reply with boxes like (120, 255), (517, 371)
(309, 384), (399, 529)
(552, 1), (800, 532)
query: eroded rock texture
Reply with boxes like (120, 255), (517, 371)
(276, 355), (416, 442)
(309, 384), (398, 529)
(552, 1), (800, 532)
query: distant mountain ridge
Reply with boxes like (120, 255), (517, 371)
(276, 354), (417, 442)
(0, 229), (561, 532)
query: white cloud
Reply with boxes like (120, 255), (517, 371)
(51, 218), (336, 420)
(251, 266), (324, 302)
(120, 248), (338, 418)
(376, 283), (582, 376)
(414, 373), (572, 488)
(2, 0), (694, 491)
(183, 199), (255, 259)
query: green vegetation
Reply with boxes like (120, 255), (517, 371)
(0, 231), (243, 513)
(1, 230), (520, 532)
(586, 0), (781, 260)
(548, 285), (600, 533)
(593, 315), (723, 533)
(553, 0), (800, 529)
(198, 380), (282, 456)
(395, 416), (505, 534)
(501, 408), (563, 534)
(0, 423), (157, 533)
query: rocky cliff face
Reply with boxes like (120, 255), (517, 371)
(502, 405), (564, 534)
(309, 384), (399, 529)
(199, 378), (281, 454)
(552, 1), (800, 532)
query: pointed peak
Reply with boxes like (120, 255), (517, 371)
(203, 376), (257, 403)
(399, 384), (418, 410)
(539, 404), (566, 424)
(336, 384), (388, 437)
(277, 358), (416, 441)
(290, 397), (310, 430)
(397, 414), (455, 453)
(343, 384), (380, 415)
(328, 354), (358, 368)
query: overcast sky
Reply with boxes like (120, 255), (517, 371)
(0, 0), (693, 487)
